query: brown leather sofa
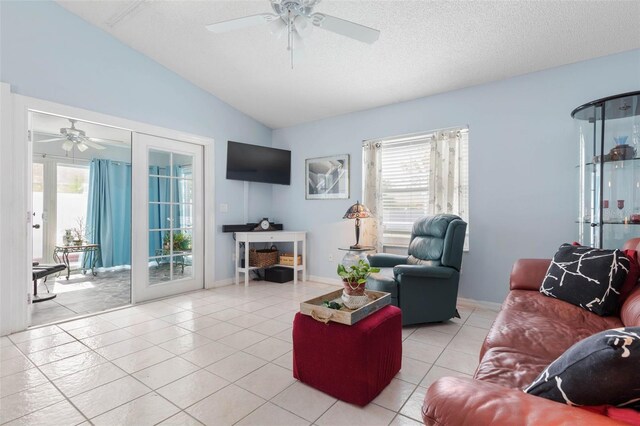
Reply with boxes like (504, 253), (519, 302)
(422, 238), (640, 425)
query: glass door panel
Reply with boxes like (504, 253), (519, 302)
(32, 162), (44, 262)
(133, 133), (203, 302)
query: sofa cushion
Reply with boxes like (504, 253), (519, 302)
(540, 244), (630, 316)
(474, 347), (552, 389)
(524, 327), (640, 410)
(620, 249), (640, 303)
(481, 290), (623, 362)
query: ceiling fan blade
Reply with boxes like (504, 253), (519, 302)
(81, 139), (106, 150)
(36, 137), (66, 143)
(310, 13), (380, 44)
(206, 14), (278, 34)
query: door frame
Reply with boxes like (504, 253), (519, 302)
(3, 89), (215, 335)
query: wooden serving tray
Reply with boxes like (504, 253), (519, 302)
(300, 289), (391, 325)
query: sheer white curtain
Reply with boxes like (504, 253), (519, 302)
(362, 141), (383, 252)
(363, 128), (469, 251)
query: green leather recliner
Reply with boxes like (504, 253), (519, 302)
(366, 214), (467, 326)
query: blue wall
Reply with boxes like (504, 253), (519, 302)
(272, 49), (640, 303)
(0, 0), (273, 282)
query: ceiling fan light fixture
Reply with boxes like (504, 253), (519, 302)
(77, 142), (89, 152)
(294, 15), (312, 37)
(269, 17), (287, 39)
(62, 140), (74, 152)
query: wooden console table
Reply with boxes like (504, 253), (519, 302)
(53, 244), (100, 280)
(234, 231), (306, 287)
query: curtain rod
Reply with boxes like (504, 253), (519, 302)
(34, 153), (131, 166)
(362, 125), (469, 146)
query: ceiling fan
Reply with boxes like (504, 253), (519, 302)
(36, 119), (107, 152)
(206, 0), (380, 68)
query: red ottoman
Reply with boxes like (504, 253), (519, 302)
(292, 305), (402, 406)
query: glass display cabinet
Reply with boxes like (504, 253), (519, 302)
(574, 91), (640, 248)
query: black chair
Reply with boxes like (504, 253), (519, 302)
(32, 262), (65, 303)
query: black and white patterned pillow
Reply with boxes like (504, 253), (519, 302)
(524, 327), (640, 410)
(540, 244), (630, 316)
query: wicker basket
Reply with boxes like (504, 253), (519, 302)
(249, 246), (279, 268)
(279, 253), (302, 266)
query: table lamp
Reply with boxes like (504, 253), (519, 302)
(343, 201), (372, 249)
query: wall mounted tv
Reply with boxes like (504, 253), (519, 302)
(226, 141), (291, 185)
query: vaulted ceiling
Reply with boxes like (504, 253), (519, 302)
(58, 1), (640, 129)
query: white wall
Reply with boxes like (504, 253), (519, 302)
(0, 0), (274, 283)
(272, 49), (640, 303)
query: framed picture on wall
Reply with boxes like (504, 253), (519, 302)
(305, 154), (350, 200)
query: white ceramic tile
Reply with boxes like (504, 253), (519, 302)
(94, 337), (154, 360)
(235, 363), (296, 399)
(273, 350), (293, 370)
(112, 346), (175, 373)
(4, 399), (85, 426)
(186, 384), (265, 426)
(420, 321), (461, 335)
(465, 314), (495, 330)
(159, 333), (211, 355)
(234, 302), (269, 313)
(156, 370), (229, 409)
(121, 319), (173, 336)
(434, 349), (478, 375)
(176, 316), (221, 332)
(180, 341), (237, 367)
(58, 316), (111, 331)
(106, 313), (157, 328)
(9, 325), (64, 344)
(372, 378), (417, 411)
(0, 368), (48, 398)
(419, 365), (473, 389)
(159, 310), (202, 324)
(139, 325), (190, 344)
(27, 341), (90, 366)
(395, 357), (432, 385)
(273, 327), (294, 343)
(195, 322), (243, 340)
(446, 333), (485, 355)
(91, 392), (179, 426)
(399, 386), (427, 422)
(15, 332), (76, 354)
(0, 336), (13, 347)
(217, 329), (267, 350)
(205, 351), (267, 382)
(248, 319), (292, 336)
(455, 325), (490, 342)
(189, 303), (229, 315)
(243, 336), (292, 361)
(253, 305), (290, 319)
(207, 308), (244, 321)
(236, 402), (309, 426)
(316, 400), (395, 426)
(389, 414), (424, 426)
(70, 376), (150, 419)
(157, 411), (203, 425)
(0, 382), (65, 424)
(402, 339), (444, 363)
(39, 351), (108, 380)
(133, 356), (199, 389)
(80, 329), (135, 349)
(54, 362), (127, 397)
(66, 322), (119, 340)
(407, 328), (455, 348)
(227, 313), (267, 328)
(0, 345), (26, 361)
(272, 381), (337, 422)
(136, 302), (185, 318)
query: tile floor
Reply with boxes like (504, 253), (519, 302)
(1, 280), (497, 425)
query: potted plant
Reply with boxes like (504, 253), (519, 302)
(337, 260), (380, 308)
(163, 232), (192, 251)
(71, 218), (87, 245)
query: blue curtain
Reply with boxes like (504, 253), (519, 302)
(86, 160), (132, 267)
(148, 166), (181, 257)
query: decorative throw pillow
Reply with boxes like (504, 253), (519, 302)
(540, 244), (630, 316)
(621, 249), (640, 303)
(524, 327), (640, 410)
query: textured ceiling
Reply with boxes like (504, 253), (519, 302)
(57, 1), (640, 129)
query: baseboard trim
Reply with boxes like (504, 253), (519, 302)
(458, 297), (502, 310)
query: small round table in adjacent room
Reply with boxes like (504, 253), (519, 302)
(338, 246), (375, 268)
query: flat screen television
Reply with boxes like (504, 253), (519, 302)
(226, 141), (291, 185)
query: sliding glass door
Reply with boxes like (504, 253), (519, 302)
(132, 133), (203, 302)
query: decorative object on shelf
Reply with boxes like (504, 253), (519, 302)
(279, 253), (302, 266)
(253, 218), (277, 231)
(343, 201), (372, 249)
(63, 229), (73, 246)
(337, 260), (380, 309)
(338, 246), (374, 268)
(249, 245), (279, 267)
(205, 0), (380, 69)
(71, 218), (87, 245)
(305, 154), (349, 200)
(573, 91), (640, 248)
